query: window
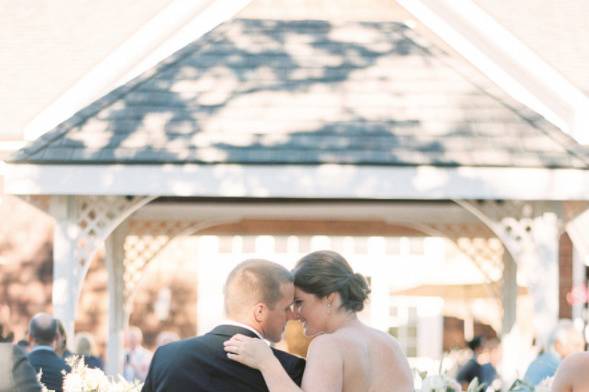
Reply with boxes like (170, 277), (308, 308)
(386, 237), (402, 254)
(386, 297), (443, 360)
(387, 304), (419, 357)
(274, 236), (288, 253)
(409, 237), (425, 255)
(219, 236), (234, 253)
(354, 237), (369, 254)
(243, 236), (256, 253)
(298, 236), (311, 253)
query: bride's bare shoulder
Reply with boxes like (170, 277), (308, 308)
(360, 326), (407, 354)
(366, 324), (396, 339)
(308, 332), (342, 349)
(305, 334), (344, 363)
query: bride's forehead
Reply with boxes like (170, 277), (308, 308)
(294, 287), (313, 298)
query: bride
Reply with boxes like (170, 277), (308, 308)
(224, 250), (413, 392)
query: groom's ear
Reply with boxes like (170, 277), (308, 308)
(253, 302), (267, 323)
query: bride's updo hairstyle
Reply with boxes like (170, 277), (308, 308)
(293, 250), (370, 312)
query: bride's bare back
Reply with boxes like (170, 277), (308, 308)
(301, 322), (413, 392)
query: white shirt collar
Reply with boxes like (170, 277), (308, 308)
(31, 345), (54, 353)
(221, 320), (264, 340)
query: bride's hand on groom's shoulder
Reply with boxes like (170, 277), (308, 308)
(224, 334), (274, 370)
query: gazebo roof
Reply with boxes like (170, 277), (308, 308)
(9, 19), (588, 169)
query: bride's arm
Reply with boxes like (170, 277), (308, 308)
(258, 354), (303, 392)
(224, 334), (342, 392)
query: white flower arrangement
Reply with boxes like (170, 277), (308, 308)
(419, 374), (462, 392)
(506, 377), (554, 392)
(413, 355), (480, 392)
(40, 356), (143, 392)
(535, 377), (554, 392)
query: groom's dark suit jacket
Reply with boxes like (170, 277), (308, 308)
(141, 325), (305, 392)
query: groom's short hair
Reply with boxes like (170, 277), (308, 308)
(224, 259), (293, 317)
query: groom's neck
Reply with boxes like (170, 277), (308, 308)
(224, 319), (264, 339)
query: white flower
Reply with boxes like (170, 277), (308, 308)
(421, 375), (445, 391)
(39, 355), (143, 392)
(420, 374), (461, 392)
(63, 372), (84, 391)
(83, 367), (110, 390)
(535, 377), (554, 392)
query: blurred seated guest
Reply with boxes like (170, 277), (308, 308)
(27, 313), (70, 392)
(481, 338), (502, 391)
(74, 332), (103, 369)
(1, 324), (42, 392)
(456, 336), (486, 389)
(55, 319), (72, 359)
(155, 330), (180, 348)
(551, 352), (589, 392)
(524, 320), (584, 387)
(123, 326), (152, 382)
(0, 324), (14, 343)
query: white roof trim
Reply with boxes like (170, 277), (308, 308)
(398, 0), (589, 144)
(23, 0), (251, 142)
(5, 163), (589, 200)
(134, 201), (482, 224)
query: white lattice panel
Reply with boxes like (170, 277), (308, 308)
(122, 218), (238, 308)
(73, 196), (154, 268)
(455, 200), (564, 256)
(414, 222), (504, 300)
(455, 237), (504, 300)
(456, 199), (561, 347)
(123, 221), (194, 301)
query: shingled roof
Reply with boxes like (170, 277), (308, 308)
(9, 19), (589, 169)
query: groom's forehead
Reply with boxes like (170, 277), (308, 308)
(280, 281), (295, 299)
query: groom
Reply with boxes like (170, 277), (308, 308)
(142, 259), (305, 391)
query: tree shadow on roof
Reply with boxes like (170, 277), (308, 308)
(11, 19), (583, 169)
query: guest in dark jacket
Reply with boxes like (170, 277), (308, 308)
(74, 332), (104, 369)
(27, 313), (70, 392)
(456, 336), (486, 389)
(0, 324), (41, 392)
(0, 343), (42, 392)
